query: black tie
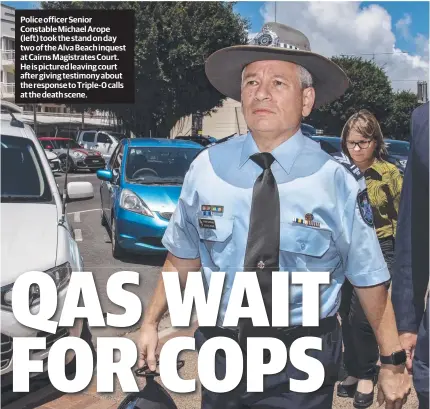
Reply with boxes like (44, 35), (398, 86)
(239, 152), (280, 345)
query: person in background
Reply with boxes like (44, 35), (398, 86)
(337, 109), (403, 408)
(392, 101), (429, 409)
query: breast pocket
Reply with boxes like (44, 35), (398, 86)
(280, 222), (340, 270)
(197, 218), (235, 267)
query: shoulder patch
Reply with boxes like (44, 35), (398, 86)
(357, 189), (374, 227)
(192, 134), (237, 161)
(330, 152), (363, 181)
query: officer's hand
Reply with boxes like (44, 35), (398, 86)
(399, 332), (418, 374)
(137, 322), (159, 371)
(377, 364), (411, 409)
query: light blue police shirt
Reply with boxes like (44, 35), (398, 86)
(162, 130), (390, 326)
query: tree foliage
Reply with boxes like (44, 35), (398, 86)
(382, 91), (420, 141)
(41, 1), (249, 136)
(306, 57), (393, 136)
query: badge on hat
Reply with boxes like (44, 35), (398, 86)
(357, 189), (374, 227)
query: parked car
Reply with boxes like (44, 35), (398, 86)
(1, 113), (94, 395)
(384, 139), (410, 168)
(97, 138), (203, 257)
(38, 137), (106, 173)
(310, 135), (408, 175)
(300, 123), (317, 136)
(76, 129), (119, 159)
(44, 149), (61, 172)
(174, 135), (218, 147)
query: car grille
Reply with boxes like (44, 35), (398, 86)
(1, 333), (12, 370)
(84, 155), (104, 165)
(37, 327), (69, 348)
(159, 212), (173, 221)
(140, 237), (164, 248)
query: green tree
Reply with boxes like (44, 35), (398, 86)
(382, 90), (420, 141)
(306, 56), (393, 136)
(41, 1), (249, 136)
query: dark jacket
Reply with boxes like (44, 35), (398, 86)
(392, 102), (429, 332)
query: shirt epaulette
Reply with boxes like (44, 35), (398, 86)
(330, 152), (364, 181)
(193, 134), (238, 160)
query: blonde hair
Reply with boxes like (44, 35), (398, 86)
(341, 109), (388, 159)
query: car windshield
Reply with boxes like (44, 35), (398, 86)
(386, 141), (410, 156)
(52, 139), (81, 149)
(125, 147), (201, 184)
(1, 135), (52, 203)
(109, 132), (122, 141)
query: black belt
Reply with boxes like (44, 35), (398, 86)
(199, 315), (338, 348)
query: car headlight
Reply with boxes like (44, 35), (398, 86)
(46, 262), (72, 291)
(120, 189), (153, 217)
(72, 151), (86, 159)
(0, 262), (72, 312)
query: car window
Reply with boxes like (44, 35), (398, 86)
(108, 144), (121, 168)
(125, 147), (201, 184)
(81, 132), (96, 143)
(385, 141), (410, 156)
(112, 144), (124, 170)
(1, 134), (52, 203)
(40, 140), (54, 149)
(97, 133), (112, 144)
(52, 139), (81, 149)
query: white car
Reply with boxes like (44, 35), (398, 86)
(1, 113), (94, 392)
(44, 149), (62, 172)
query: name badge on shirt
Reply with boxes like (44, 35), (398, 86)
(199, 218), (216, 229)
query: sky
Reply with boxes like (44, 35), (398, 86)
(4, 1), (429, 92)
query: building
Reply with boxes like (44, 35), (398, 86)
(1, 3), (15, 102)
(170, 98), (248, 139)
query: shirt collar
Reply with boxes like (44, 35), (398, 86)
(238, 129), (305, 174)
(367, 159), (384, 175)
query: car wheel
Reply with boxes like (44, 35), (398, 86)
(111, 217), (124, 258)
(101, 210), (108, 227)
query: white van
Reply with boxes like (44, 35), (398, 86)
(76, 129), (118, 160)
(1, 113), (94, 391)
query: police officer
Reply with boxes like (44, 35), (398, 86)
(392, 101), (429, 409)
(137, 23), (410, 409)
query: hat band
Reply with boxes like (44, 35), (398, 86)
(251, 29), (302, 51)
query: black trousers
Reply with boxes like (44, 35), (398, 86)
(414, 295), (429, 409)
(195, 317), (342, 409)
(339, 236), (394, 379)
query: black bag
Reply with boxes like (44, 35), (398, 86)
(117, 361), (184, 409)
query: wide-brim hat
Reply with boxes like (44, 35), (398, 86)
(205, 22), (350, 108)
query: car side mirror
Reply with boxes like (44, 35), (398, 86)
(67, 181), (94, 201)
(97, 169), (113, 182)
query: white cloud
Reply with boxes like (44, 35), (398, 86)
(259, 2), (429, 93)
(396, 13), (412, 39)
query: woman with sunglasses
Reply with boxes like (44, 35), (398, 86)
(336, 109), (403, 408)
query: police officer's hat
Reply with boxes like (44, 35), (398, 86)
(116, 362), (183, 409)
(205, 22), (350, 108)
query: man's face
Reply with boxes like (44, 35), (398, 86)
(241, 60), (315, 136)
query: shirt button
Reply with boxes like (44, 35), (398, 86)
(300, 243), (306, 250)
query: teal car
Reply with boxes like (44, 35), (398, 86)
(97, 138), (202, 258)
